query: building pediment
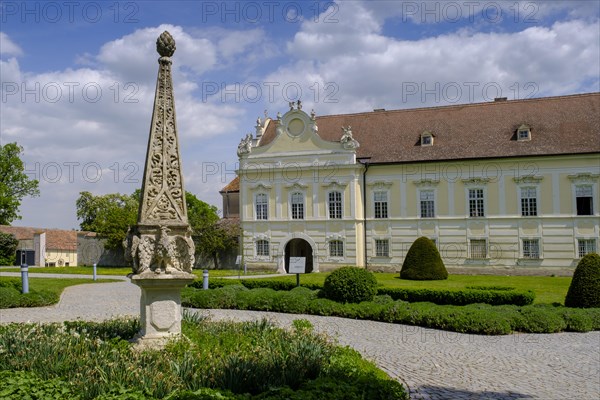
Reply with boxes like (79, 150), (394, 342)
(247, 104), (358, 158)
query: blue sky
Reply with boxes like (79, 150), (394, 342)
(1, 0), (599, 230)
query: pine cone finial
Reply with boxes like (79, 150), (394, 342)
(157, 31), (176, 57)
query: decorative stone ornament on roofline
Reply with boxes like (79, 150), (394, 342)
(124, 31), (195, 348)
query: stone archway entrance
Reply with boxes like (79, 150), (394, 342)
(284, 238), (314, 273)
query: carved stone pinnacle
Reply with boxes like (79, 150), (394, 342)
(157, 31), (176, 57)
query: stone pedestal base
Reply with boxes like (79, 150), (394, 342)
(130, 272), (195, 348)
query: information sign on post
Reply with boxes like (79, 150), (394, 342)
(288, 257), (306, 274)
(289, 257), (306, 287)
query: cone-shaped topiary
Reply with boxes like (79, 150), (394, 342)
(400, 237), (448, 280)
(323, 266), (378, 303)
(565, 253), (600, 308)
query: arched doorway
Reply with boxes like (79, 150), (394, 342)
(284, 238), (314, 273)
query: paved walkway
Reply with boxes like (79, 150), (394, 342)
(0, 279), (598, 400)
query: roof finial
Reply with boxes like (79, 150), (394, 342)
(157, 31), (176, 57)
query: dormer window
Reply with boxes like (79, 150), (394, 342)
(421, 131), (434, 146)
(517, 125), (531, 141)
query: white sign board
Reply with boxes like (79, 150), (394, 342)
(289, 257), (306, 274)
(235, 255), (242, 265)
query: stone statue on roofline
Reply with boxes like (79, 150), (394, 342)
(341, 125), (360, 150)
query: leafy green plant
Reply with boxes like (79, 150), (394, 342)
(0, 318), (407, 399)
(400, 237), (448, 280)
(565, 253), (600, 308)
(322, 266), (378, 303)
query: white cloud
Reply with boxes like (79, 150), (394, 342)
(2, 27), (247, 229)
(266, 17), (600, 115)
(0, 32), (23, 56)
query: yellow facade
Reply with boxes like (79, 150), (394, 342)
(237, 104), (600, 274)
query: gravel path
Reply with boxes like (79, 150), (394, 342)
(0, 279), (598, 400)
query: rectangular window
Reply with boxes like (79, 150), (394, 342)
(328, 191), (343, 219)
(468, 189), (485, 217)
(375, 239), (389, 257)
(256, 240), (269, 257)
(578, 239), (596, 258)
(470, 239), (487, 259)
(518, 130), (530, 140)
(420, 190), (435, 218)
(255, 193), (268, 220)
(374, 191), (388, 219)
(520, 187), (538, 216)
(522, 239), (540, 259)
(576, 185), (594, 215)
(329, 240), (344, 257)
(291, 192), (304, 219)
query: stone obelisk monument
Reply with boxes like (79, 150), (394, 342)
(125, 31), (196, 347)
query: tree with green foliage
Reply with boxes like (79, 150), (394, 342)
(186, 192), (237, 269)
(76, 190), (236, 265)
(400, 237), (448, 280)
(76, 191), (138, 250)
(0, 143), (40, 225)
(565, 253), (600, 308)
(0, 232), (18, 265)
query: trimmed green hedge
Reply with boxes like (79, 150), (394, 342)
(565, 253), (600, 308)
(323, 267), (378, 304)
(182, 287), (600, 335)
(190, 279), (535, 307)
(400, 237), (448, 280)
(377, 287), (535, 306)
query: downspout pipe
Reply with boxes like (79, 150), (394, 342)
(357, 157), (371, 270)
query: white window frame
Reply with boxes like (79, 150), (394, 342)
(575, 184), (594, 216)
(519, 186), (538, 217)
(328, 190), (343, 219)
(256, 239), (270, 257)
(468, 188), (486, 218)
(290, 191), (305, 220)
(254, 192), (268, 220)
(374, 238), (390, 258)
(517, 124), (531, 141)
(421, 131), (434, 146)
(568, 174), (599, 217)
(329, 240), (344, 258)
(419, 189), (436, 218)
(521, 238), (541, 259)
(577, 239), (597, 258)
(374, 191), (389, 219)
(469, 238), (488, 259)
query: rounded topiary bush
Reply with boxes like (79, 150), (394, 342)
(323, 266), (378, 304)
(565, 253), (600, 308)
(400, 237), (448, 280)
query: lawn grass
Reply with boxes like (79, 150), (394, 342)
(229, 273), (571, 305)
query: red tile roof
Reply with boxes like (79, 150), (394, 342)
(0, 226), (78, 251)
(259, 93), (600, 163)
(220, 176), (240, 193)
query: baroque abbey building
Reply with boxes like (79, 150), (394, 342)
(221, 93), (599, 274)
